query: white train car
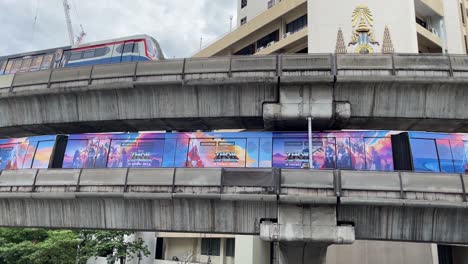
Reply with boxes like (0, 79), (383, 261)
(0, 34), (164, 75)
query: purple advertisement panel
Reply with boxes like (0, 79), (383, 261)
(63, 133), (165, 169)
(0, 136), (56, 170)
(272, 131), (394, 171)
(108, 139), (164, 168)
(171, 132), (271, 168)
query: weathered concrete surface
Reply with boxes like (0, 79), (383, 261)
(278, 242), (330, 264)
(338, 205), (468, 244)
(334, 77), (468, 132)
(2, 54), (468, 135)
(0, 198), (276, 234)
(0, 168), (467, 246)
(327, 240), (435, 264)
(0, 79), (277, 137)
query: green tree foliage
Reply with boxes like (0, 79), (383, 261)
(0, 228), (150, 264)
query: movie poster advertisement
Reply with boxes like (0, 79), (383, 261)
(172, 132), (265, 168)
(62, 133), (166, 169)
(272, 131), (394, 171)
(0, 136), (56, 170)
(409, 132), (468, 173)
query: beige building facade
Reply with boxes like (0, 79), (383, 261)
(194, 0), (468, 57)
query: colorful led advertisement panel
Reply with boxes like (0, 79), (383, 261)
(62, 133), (165, 169)
(409, 132), (468, 173)
(0, 135), (56, 170)
(272, 131), (394, 171)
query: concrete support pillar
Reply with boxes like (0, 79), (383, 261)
(278, 242), (330, 264)
(261, 204), (355, 264)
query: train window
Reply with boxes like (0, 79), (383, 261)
(108, 139), (165, 168)
(40, 54), (53, 70)
(147, 40), (155, 57)
(436, 140), (455, 173)
(94, 47), (110, 57)
(83, 50), (95, 59)
(0, 144), (18, 170)
(187, 138), (246, 168)
(123, 43), (135, 53)
(19, 58), (32, 72)
(115, 44), (124, 54)
(30, 56), (44, 71)
(272, 138), (310, 169)
(62, 139), (110, 169)
(10, 59), (22, 74)
(0, 60), (6, 75)
(117, 43), (136, 54)
(31, 141), (55, 169)
(312, 138), (336, 169)
(336, 138), (352, 169)
(450, 140), (466, 173)
(69, 52), (83, 61)
(4, 61), (13, 74)
(410, 138), (440, 172)
(364, 137), (393, 171)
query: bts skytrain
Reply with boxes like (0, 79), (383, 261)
(1, 130), (467, 174)
(0, 34), (164, 75)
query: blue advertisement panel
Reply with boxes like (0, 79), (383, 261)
(272, 131), (394, 171)
(62, 133), (165, 168)
(409, 132), (468, 173)
(0, 135), (56, 170)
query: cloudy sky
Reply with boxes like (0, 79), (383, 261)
(0, 0), (237, 58)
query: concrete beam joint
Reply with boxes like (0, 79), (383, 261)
(259, 222), (355, 244)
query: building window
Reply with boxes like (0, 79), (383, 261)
(461, 3), (466, 24)
(465, 36), (468, 54)
(225, 238), (235, 257)
(256, 30), (279, 49)
(201, 238), (220, 256)
(286, 15), (308, 34)
(267, 0), (275, 9)
(240, 16), (247, 25)
(234, 44), (255, 55)
(241, 0), (247, 9)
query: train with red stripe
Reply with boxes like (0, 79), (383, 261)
(0, 34), (164, 75)
(0, 130), (467, 174)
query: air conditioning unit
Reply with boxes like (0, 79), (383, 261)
(431, 28), (439, 36)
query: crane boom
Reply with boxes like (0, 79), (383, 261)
(63, 0), (75, 46)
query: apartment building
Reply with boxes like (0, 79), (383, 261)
(194, 0), (468, 57)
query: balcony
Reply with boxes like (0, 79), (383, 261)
(255, 26), (308, 55)
(416, 23), (443, 53)
(415, 0), (444, 17)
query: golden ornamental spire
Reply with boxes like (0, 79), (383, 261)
(382, 26), (395, 54)
(335, 28), (347, 54)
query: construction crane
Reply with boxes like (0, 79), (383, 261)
(62, 0), (86, 46)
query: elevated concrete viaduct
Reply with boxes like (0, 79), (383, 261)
(1, 54), (468, 136)
(0, 168), (467, 263)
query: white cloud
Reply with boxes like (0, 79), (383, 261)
(0, 0), (236, 58)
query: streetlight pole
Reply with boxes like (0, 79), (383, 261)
(307, 117), (313, 169)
